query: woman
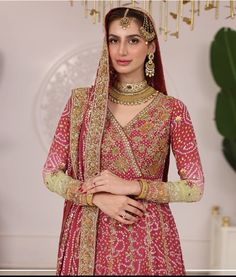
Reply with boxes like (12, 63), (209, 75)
(42, 5), (204, 276)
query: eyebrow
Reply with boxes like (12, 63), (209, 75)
(108, 34), (142, 38)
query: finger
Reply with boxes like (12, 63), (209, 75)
(121, 212), (139, 222)
(125, 206), (144, 217)
(86, 188), (96, 194)
(94, 180), (107, 187)
(82, 178), (94, 190)
(87, 180), (106, 191)
(116, 216), (136, 225)
(82, 182), (95, 192)
(86, 185), (106, 194)
(100, 170), (111, 176)
(92, 176), (105, 183)
(128, 199), (146, 213)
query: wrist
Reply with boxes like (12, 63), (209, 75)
(92, 193), (103, 206)
(130, 180), (142, 196)
(92, 193), (98, 205)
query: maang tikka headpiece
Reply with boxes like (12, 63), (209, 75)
(120, 8), (130, 29)
(119, 8), (156, 42)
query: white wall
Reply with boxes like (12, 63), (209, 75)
(0, 0), (236, 271)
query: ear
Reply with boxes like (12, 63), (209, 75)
(148, 41), (156, 54)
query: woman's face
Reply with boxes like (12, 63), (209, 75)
(108, 18), (155, 81)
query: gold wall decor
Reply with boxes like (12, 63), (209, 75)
(70, 0), (236, 41)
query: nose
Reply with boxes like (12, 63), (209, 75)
(118, 40), (128, 56)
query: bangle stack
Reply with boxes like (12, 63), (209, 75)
(86, 193), (94, 206)
(136, 179), (149, 199)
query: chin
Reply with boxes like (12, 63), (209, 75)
(114, 67), (134, 75)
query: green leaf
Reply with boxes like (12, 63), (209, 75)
(210, 28), (236, 90)
(223, 138), (236, 171)
(215, 90), (236, 139)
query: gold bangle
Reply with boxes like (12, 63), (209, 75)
(86, 193), (94, 206)
(136, 179), (149, 199)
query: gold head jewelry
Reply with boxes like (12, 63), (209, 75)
(120, 8), (131, 29)
(145, 52), (155, 77)
(140, 15), (156, 42)
(119, 8), (156, 42)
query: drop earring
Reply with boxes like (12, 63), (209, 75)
(145, 53), (155, 77)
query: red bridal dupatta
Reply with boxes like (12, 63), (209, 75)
(42, 6), (204, 276)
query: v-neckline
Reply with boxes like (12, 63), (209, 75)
(107, 94), (159, 130)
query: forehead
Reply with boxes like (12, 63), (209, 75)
(108, 18), (141, 36)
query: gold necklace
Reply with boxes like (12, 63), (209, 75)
(115, 80), (148, 94)
(109, 86), (158, 105)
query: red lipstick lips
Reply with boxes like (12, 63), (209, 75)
(116, 60), (131, 66)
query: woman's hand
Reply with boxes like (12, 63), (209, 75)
(92, 193), (146, 225)
(82, 170), (141, 196)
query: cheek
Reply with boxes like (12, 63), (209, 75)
(108, 45), (116, 60)
(133, 47), (147, 62)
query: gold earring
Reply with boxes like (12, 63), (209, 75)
(145, 53), (155, 77)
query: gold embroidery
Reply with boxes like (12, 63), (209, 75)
(114, 157), (130, 171)
(44, 171), (89, 204)
(167, 180), (203, 202)
(128, 225), (135, 274)
(144, 202), (154, 274)
(44, 171), (72, 197)
(124, 94), (161, 131)
(66, 181), (87, 205)
(124, 94), (171, 179)
(146, 181), (170, 203)
(78, 38), (109, 275)
(70, 88), (89, 178)
(57, 207), (75, 273)
(157, 205), (172, 275)
(145, 179), (203, 203)
(147, 163), (160, 176)
(107, 219), (116, 274)
(108, 110), (142, 177)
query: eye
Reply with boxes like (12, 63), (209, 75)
(108, 38), (118, 44)
(129, 38), (140, 44)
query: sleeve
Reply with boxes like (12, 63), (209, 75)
(42, 94), (94, 206)
(137, 98), (204, 203)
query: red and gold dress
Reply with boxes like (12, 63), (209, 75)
(42, 88), (204, 275)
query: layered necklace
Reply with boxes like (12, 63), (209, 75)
(109, 80), (158, 105)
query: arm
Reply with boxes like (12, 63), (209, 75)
(136, 98), (204, 203)
(42, 93), (93, 206)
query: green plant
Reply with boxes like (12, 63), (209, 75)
(210, 27), (236, 171)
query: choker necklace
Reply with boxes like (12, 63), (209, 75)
(109, 85), (158, 105)
(115, 80), (148, 94)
